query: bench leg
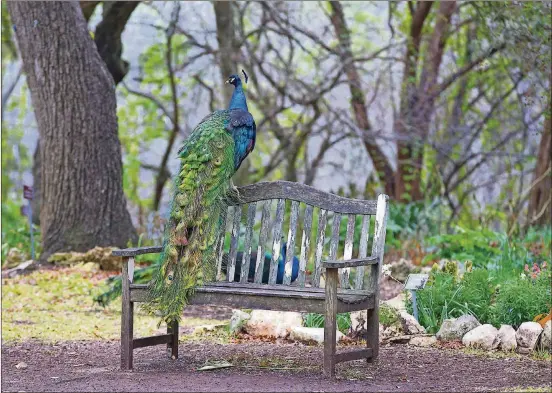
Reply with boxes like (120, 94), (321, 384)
(121, 292), (134, 369)
(167, 320), (179, 360)
(121, 256), (134, 370)
(324, 268), (338, 379)
(366, 306), (379, 363)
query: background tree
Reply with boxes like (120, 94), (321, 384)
(8, 1), (137, 261)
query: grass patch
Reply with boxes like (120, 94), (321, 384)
(1, 264), (223, 342)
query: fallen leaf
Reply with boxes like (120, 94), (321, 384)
(197, 361), (233, 371)
(15, 362), (27, 369)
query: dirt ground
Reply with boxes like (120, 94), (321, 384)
(2, 340), (551, 392)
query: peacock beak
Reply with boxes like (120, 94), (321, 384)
(225, 79), (230, 84)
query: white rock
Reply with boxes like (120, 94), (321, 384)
(229, 309), (251, 333)
(289, 327), (344, 344)
(516, 322), (543, 354)
(409, 335), (437, 347)
(400, 311), (426, 335)
(243, 310), (303, 338)
(538, 320), (551, 353)
(436, 314), (481, 341)
(383, 293), (406, 313)
(462, 324), (498, 350)
(493, 325), (517, 352)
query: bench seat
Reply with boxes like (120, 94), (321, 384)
(130, 282), (375, 314)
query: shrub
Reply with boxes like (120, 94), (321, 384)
(303, 313), (351, 334)
(490, 266), (551, 329)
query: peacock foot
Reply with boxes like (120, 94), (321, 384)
(226, 180), (244, 203)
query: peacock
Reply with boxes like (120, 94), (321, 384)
(221, 242), (300, 284)
(95, 72), (256, 323)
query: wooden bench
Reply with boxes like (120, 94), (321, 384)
(113, 181), (389, 378)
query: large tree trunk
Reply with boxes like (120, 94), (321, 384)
(29, 1), (139, 225)
(328, 1), (395, 196)
(213, 1), (251, 186)
(527, 70), (552, 226)
(8, 1), (137, 262)
(394, 1), (456, 202)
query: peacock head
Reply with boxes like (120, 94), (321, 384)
(225, 70), (248, 87)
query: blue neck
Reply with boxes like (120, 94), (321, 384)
(229, 83), (248, 111)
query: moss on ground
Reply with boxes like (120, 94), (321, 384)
(1, 264), (224, 342)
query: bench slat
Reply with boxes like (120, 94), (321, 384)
(329, 213), (341, 261)
(312, 208), (327, 288)
(268, 199), (285, 285)
(321, 256), (378, 268)
(298, 204), (313, 287)
(254, 201), (272, 284)
(341, 214), (355, 289)
(240, 203), (257, 283)
(228, 205), (242, 282)
(283, 201), (299, 285)
(355, 215), (370, 289)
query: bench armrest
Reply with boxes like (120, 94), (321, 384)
(321, 256), (378, 269)
(112, 246), (163, 257)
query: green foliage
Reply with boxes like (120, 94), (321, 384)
(423, 228), (504, 267)
(1, 201), (41, 264)
(379, 304), (399, 328)
(490, 267), (551, 329)
(303, 312), (351, 334)
(409, 259), (551, 333)
(386, 199), (443, 249)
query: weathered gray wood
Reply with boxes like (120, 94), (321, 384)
(283, 201), (299, 285)
(240, 203), (257, 283)
(254, 201), (272, 284)
(167, 320), (178, 359)
(321, 256), (378, 269)
(329, 213), (341, 261)
(112, 246), (162, 257)
(324, 267), (338, 379)
(355, 215), (370, 290)
(312, 209), (328, 287)
(298, 205), (313, 286)
(205, 281), (372, 296)
(228, 205), (242, 282)
(340, 214), (355, 289)
(226, 181), (377, 214)
(129, 283), (375, 314)
(121, 257), (134, 370)
(215, 208), (228, 281)
(335, 348), (373, 364)
(133, 334), (172, 349)
(366, 194), (389, 363)
(268, 199), (285, 285)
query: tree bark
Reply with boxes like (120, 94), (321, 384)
(394, 1), (456, 202)
(30, 1), (139, 225)
(527, 70), (552, 226)
(8, 1), (137, 261)
(214, 1), (238, 106)
(328, 1), (395, 196)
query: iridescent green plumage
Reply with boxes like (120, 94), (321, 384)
(141, 110), (239, 324)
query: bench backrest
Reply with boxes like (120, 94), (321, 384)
(216, 181), (389, 291)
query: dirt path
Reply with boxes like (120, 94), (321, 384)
(2, 340), (550, 392)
